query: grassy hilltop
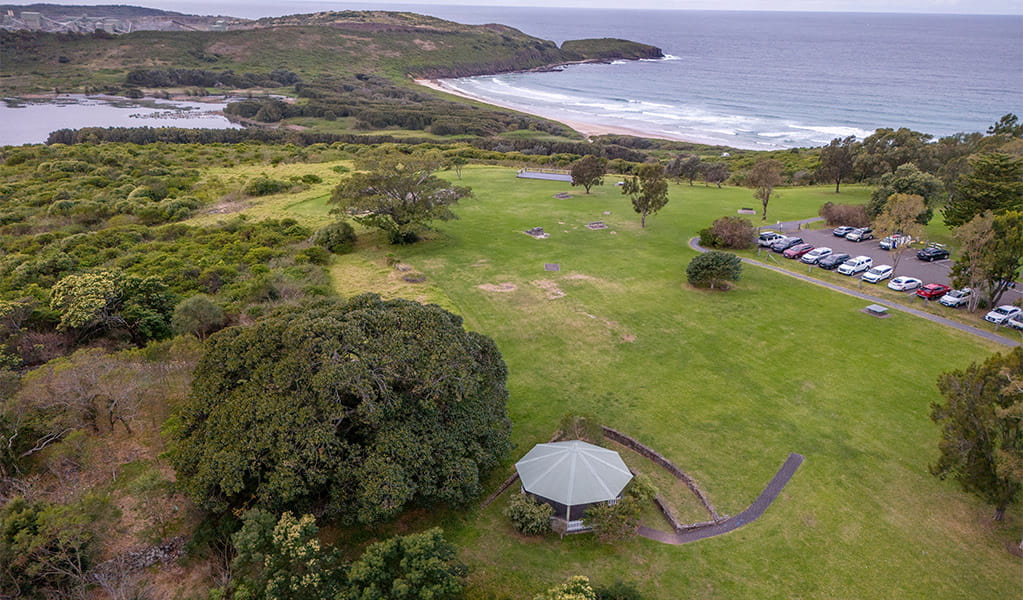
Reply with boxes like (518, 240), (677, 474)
(0, 10), (662, 94)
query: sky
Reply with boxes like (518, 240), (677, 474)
(5, 0), (1022, 15)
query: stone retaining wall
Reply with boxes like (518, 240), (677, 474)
(602, 426), (723, 522)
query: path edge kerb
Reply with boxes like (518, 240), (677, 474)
(687, 237), (1019, 348)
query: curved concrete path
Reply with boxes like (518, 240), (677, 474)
(689, 238), (1020, 348)
(638, 453), (804, 545)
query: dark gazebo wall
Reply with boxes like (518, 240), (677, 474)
(526, 492), (603, 521)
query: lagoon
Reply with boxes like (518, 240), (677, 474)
(0, 95), (240, 146)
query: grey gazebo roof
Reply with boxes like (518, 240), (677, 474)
(514, 440), (633, 506)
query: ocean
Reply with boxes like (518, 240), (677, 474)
(414, 8), (1023, 149)
(8, 2), (1022, 149)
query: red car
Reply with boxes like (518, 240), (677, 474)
(783, 243), (814, 259)
(916, 283), (951, 300)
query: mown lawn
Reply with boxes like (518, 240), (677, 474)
(208, 164), (1021, 599)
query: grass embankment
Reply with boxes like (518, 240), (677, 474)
(201, 164), (1020, 599)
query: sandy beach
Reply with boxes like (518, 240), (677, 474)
(414, 78), (709, 144)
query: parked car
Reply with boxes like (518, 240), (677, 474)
(783, 243), (814, 259)
(1007, 312), (1023, 330)
(833, 226), (856, 237)
(837, 255), (873, 275)
(861, 265), (894, 283)
(817, 252), (851, 270)
(845, 227), (874, 242)
(984, 305), (1022, 325)
(801, 247), (833, 264)
(879, 233), (911, 250)
(888, 276), (922, 291)
(939, 288), (972, 308)
(916, 283), (951, 300)
(757, 231), (785, 247)
(917, 245), (950, 262)
(771, 237), (804, 253)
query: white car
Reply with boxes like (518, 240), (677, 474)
(861, 265), (893, 283)
(939, 288), (972, 308)
(984, 305), (1022, 325)
(888, 276), (922, 291)
(837, 255), (873, 275)
(758, 231), (785, 247)
(1007, 312), (1023, 330)
(800, 247), (833, 264)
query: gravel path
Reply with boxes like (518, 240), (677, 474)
(638, 453), (805, 545)
(689, 238), (1020, 348)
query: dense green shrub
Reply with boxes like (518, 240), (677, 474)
(703, 216), (754, 249)
(685, 251), (743, 290)
(244, 176), (292, 197)
(172, 294), (227, 339)
(505, 493), (553, 535)
(313, 221), (356, 254)
(347, 528), (466, 600)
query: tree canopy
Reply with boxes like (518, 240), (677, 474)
(347, 528), (466, 600)
(747, 159), (783, 221)
(686, 251), (742, 289)
(170, 294), (511, 523)
(815, 135), (858, 193)
(621, 163), (668, 228)
(865, 163), (942, 222)
(331, 150), (471, 244)
(931, 347), (1023, 521)
(943, 153), (1023, 228)
(950, 210), (1023, 308)
(871, 193), (925, 273)
(667, 154), (701, 186)
(570, 155), (607, 193)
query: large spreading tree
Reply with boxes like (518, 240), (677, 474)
(170, 294), (512, 524)
(331, 150), (471, 244)
(865, 163), (942, 221)
(570, 154), (607, 193)
(815, 135), (858, 193)
(931, 347), (1023, 522)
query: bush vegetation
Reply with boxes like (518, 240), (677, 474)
(505, 493), (554, 535)
(685, 251), (743, 289)
(698, 216), (755, 249)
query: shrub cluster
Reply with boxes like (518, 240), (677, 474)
(686, 251), (743, 290)
(818, 201), (871, 227)
(698, 216), (755, 249)
(504, 493), (553, 535)
(314, 221), (357, 254)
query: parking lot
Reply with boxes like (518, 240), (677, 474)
(761, 226), (1023, 305)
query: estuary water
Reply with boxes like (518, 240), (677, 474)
(0, 96), (239, 146)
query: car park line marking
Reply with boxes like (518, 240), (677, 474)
(690, 238), (1020, 348)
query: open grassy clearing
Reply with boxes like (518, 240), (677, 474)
(201, 164), (1019, 598)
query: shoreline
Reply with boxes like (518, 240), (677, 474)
(414, 77), (742, 148)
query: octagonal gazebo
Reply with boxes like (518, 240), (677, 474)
(514, 440), (633, 533)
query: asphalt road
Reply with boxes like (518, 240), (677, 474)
(764, 223), (1023, 306)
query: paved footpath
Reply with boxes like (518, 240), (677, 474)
(689, 238), (1020, 348)
(638, 453), (805, 545)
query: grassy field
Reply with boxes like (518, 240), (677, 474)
(200, 165), (1020, 599)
